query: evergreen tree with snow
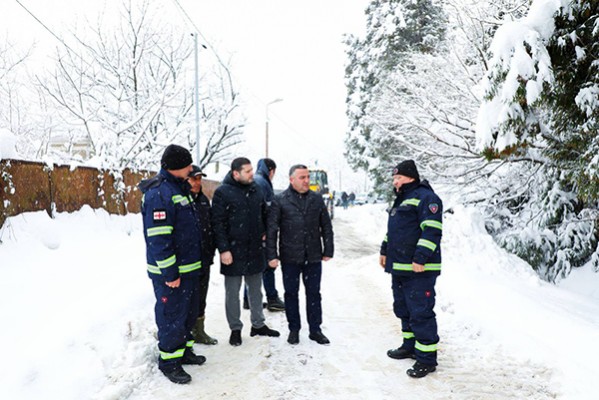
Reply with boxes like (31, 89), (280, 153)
(344, 0), (446, 183)
(477, 0), (599, 281)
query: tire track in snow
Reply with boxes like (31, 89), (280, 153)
(330, 205), (559, 399)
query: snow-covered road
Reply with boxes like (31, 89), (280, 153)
(2, 204), (597, 399)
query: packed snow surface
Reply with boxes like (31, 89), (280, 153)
(1, 203), (598, 399)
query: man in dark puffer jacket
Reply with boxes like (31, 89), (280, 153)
(211, 157), (280, 346)
(266, 164), (334, 345)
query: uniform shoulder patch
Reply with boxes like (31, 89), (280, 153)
(153, 209), (167, 222)
(428, 203), (439, 214)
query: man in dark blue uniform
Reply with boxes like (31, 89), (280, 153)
(139, 144), (206, 384)
(379, 160), (442, 378)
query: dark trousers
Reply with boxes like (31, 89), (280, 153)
(152, 276), (200, 371)
(197, 264), (211, 317)
(282, 261), (322, 333)
(262, 266), (279, 299)
(392, 274), (439, 366)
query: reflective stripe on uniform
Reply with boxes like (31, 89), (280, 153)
(403, 331), (415, 339)
(415, 341), (437, 353)
(172, 194), (190, 206)
(147, 225), (174, 237)
(186, 340), (194, 348)
(147, 260), (202, 275)
(160, 347), (185, 360)
(420, 220), (442, 231)
(178, 261), (202, 274)
(156, 254), (177, 269)
(417, 238), (437, 251)
(147, 264), (161, 274)
(392, 263), (441, 271)
(400, 198), (420, 207)
(384, 234), (388, 243)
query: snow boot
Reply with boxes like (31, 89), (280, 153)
(266, 296), (286, 312)
(229, 330), (242, 346)
(309, 331), (330, 345)
(287, 330), (300, 345)
(406, 361), (436, 378)
(387, 346), (416, 360)
(250, 325), (280, 337)
(160, 365), (192, 384)
(191, 316), (218, 345)
(182, 348), (206, 365)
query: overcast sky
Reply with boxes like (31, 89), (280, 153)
(3, 0), (372, 192)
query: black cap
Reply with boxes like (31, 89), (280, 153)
(392, 160), (420, 181)
(189, 165), (207, 178)
(161, 144), (192, 170)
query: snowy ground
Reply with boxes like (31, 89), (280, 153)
(1, 203), (598, 399)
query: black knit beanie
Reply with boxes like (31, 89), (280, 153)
(161, 144), (193, 170)
(392, 160), (420, 181)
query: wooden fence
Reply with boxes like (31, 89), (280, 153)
(0, 159), (219, 228)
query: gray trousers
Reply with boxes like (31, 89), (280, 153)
(224, 272), (265, 331)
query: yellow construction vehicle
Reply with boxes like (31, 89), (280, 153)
(309, 169), (335, 219)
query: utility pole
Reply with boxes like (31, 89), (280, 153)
(193, 33), (201, 165)
(265, 98), (283, 158)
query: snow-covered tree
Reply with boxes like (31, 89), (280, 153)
(477, 0), (599, 281)
(37, 0), (244, 171)
(344, 0), (447, 184)
(344, 0), (529, 196)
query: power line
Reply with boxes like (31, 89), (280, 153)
(14, 0), (78, 55)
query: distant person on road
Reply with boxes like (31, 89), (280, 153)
(341, 191), (349, 209)
(266, 164), (334, 345)
(139, 144), (206, 385)
(243, 158), (286, 312)
(188, 165), (218, 345)
(211, 157), (280, 346)
(379, 159), (443, 378)
(348, 192), (356, 207)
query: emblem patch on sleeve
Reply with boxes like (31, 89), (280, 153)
(428, 203), (439, 214)
(153, 209), (167, 222)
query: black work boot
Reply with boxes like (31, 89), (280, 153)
(406, 361), (436, 378)
(266, 296), (286, 312)
(182, 348), (206, 365)
(160, 365), (191, 384)
(387, 346), (416, 360)
(229, 330), (242, 346)
(308, 331), (330, 345)
(287, 330), (300, 345)
(250, 325), (280, 337)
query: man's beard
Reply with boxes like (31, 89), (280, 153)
(238, 176), (254, 185)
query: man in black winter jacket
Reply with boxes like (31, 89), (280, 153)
(188, 165), (218, 345)
(211, 157), (280, 346)
(266, 164), (334, 345)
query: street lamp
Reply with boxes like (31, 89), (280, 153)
(265, 98), (283, 158)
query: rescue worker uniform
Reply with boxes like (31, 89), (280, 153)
(381, 167), (442, 374)
(140, 167), (203, 378)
